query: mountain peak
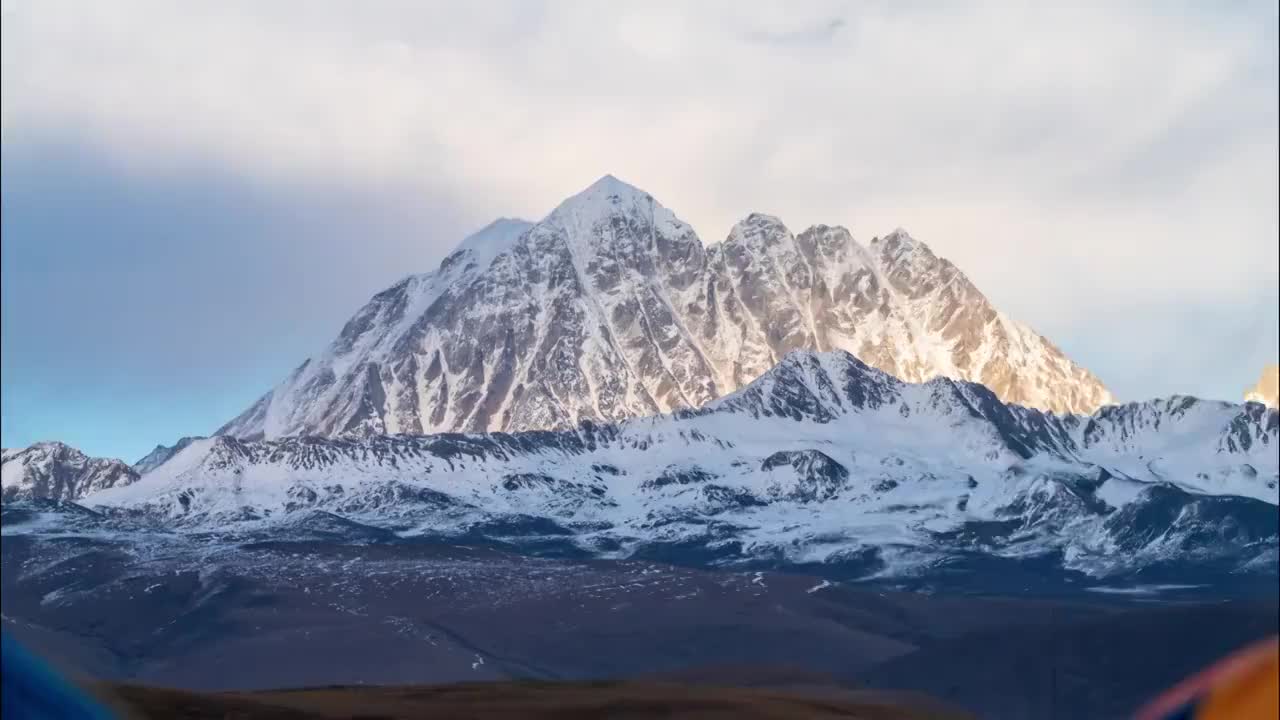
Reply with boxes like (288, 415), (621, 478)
(588, 173), (632, 190)
(706, 348), (901, 422)
(872, 227), (921, 249)
(25, 440), (83, 457)
(218, 182), (1115, 441)
(801, 223), (853, 237)
(872, 226), (941, 269)
(727, 213), (792, 247)
(569, 173), (653, 204)
(445, 217), (534, 271)
(543, 174), (664, 231)
(133, 436), (204, 475)
(479, 216), (534, 233)
(773, 348), (888, 386)
(737, 212), (788, 229)
(2, 441), (139, 502)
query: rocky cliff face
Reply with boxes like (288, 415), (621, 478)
(218, 175), (1113, 441)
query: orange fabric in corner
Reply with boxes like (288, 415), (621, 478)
(1134, 637), (1279, 720)
(1196, 638), (1278, 720)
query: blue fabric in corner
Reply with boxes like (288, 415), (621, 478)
(1, 632), (115, 720)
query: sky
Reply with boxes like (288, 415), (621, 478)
(2, 0), (1278, 462)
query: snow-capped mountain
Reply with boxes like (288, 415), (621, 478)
(133, 436), (203, 475)
(1, 442), (140, 502)
(1246, 364), (1279, 408)
(217, 175), (1113, 441)
(79, 351), (1276, 581)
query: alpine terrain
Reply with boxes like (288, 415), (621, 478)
(1, 442), (140, 502)
(8, 350), (1275, 590)
(2, 177), (1274, 720)
(3, 351), (1276, 720)
(217, 175), (1114, 441)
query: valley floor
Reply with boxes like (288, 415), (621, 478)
(3, 532), (1277, 720)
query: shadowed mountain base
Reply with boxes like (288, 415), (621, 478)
(98, 680), (974, 720)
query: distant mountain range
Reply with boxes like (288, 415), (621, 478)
(6, 350), (1275, 589)
(217, 175), (1113, 441)
(2, 175), (1274, 594)
(3, 174), (1276, 720)
(1, 442), (138, 502)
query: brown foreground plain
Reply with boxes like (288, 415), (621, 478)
(94, 679), (976, 720)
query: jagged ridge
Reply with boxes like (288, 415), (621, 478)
(218, 175), (1114, 441)
(45, 351), (1277, 581)
(1, 442), (140, 502)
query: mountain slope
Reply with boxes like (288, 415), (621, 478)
(81, 351), (1277, 583)
(1, 442), (139, 502)
(217, 176), (1113, 441)
(133, 436), (203, 475)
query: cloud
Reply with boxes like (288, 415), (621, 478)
(0, 136), (482, 458)
(1, 0), (1277, 457)
(743, 15), (846, 47)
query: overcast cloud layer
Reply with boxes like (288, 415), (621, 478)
(2, 0), (1277, 460)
